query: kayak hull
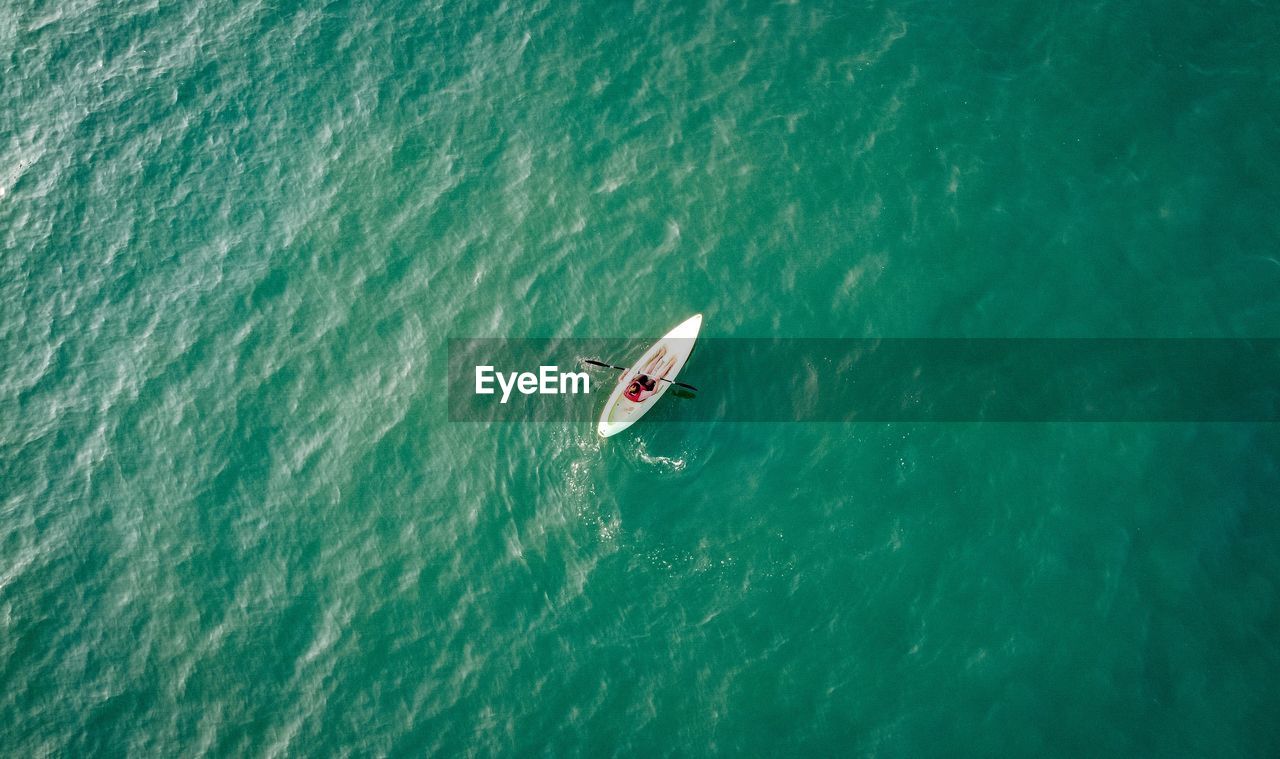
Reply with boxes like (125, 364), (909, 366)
(596, 314), (702, 438)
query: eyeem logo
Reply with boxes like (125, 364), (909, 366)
(475, 365), (592, 404)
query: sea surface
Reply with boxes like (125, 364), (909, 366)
(3, 0), (1280, 755)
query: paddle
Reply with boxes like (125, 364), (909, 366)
(581, 359), (700, 392)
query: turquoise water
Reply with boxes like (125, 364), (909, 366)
(4, 0), (1280, 754)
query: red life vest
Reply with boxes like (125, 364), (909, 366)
(624, 375), (657, 402)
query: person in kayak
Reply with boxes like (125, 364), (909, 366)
(623, 347), (676, 403)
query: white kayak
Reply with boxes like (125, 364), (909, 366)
(597, 314), (703, 438)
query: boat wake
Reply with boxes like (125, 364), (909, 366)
(633, 441), (687, 473)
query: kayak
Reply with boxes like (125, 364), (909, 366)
(597, 314), (702, 438)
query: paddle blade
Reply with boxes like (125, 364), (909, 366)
(581, 358), (628, 372)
